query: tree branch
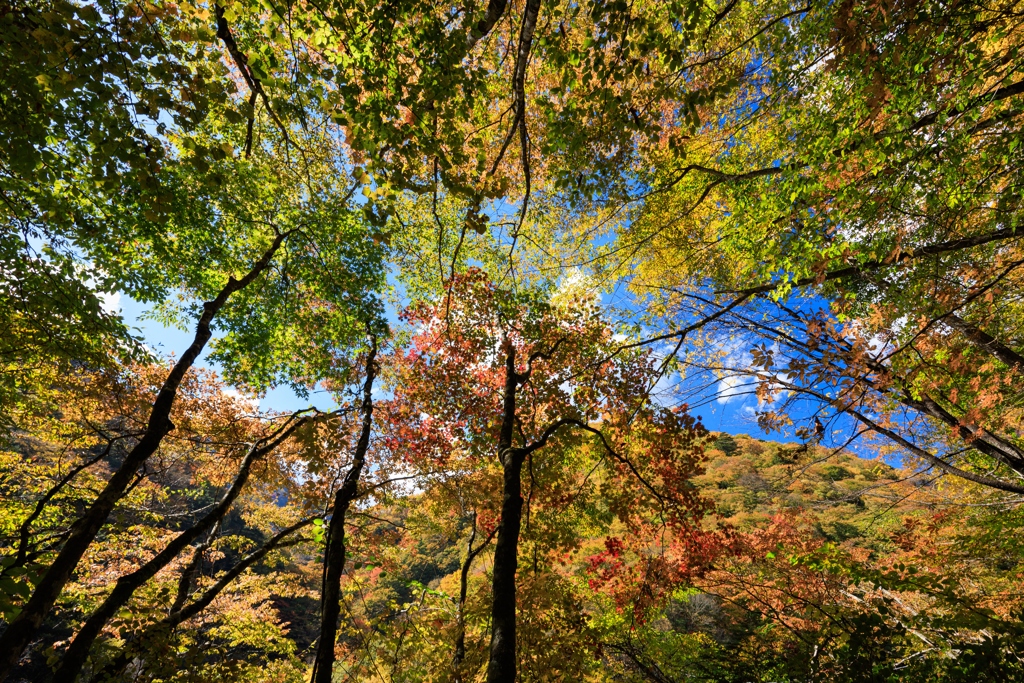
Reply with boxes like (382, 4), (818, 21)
(771, 379), (1024, 494)
(721, 227), (1023, 296)
(51, 407), (326, 683)
(0, 231), (295, 681)
(453, 512), (498, 680)
(86, 516), (318, 683)
(518, 418), (667, 506)
(944, 313), (1024, 371)
(312, 338), (377, 683)
(215, 3), (295, 150)
(466, 0), (509, 50)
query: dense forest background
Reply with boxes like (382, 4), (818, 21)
(2, 0), (1023, 680)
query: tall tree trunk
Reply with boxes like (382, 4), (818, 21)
(0, 234), (290, 682)
(486, 452), (525, 683)
(486, 344), (524, 683)
(50, 413), (311, 683)
(311, 340), (377, 683)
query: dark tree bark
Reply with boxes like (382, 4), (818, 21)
(483, 342), (598, 683)
(486, 453), (526, 683)
(466, 0), (509, 49)
(902, 392), (1024, 476)
(214, 3), (291, 152)
(311, 340), (377, 683)
(50, 412), (314, 683)
(944, 313), (1024, 372)
(727, 226), (1024, 298)
(85, 515), (317, 683)
(485, 343), (526, 683)
(11, 443), (114, 570)
(453, 513), (497, 682)
(0, 233), (291, 682)
(169, 521), (220, 617)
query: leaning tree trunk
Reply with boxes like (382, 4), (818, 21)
(311, 340), (377, 683)
(49, 410), (312, 683)
(0, 234), (290, 682)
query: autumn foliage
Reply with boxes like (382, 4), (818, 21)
(4, 0), (1024, 680)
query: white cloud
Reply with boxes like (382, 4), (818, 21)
(99, 291), (121, 314)
(716, 374), (747, 404)
(714, 339), (755, 404)
(222, 387), (260, 411)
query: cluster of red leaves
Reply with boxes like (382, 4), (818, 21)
(375, 270), (722, 620)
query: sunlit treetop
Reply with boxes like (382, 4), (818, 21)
(2, 0), (390, 404)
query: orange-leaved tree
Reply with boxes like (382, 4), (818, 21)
(379, 269), (714, 683)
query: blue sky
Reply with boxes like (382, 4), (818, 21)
(114, 285), (769, 429)
(113, 293), (337, 414)
(109, 270), (878, 459)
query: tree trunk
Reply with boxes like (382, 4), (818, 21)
(169, 522), (220, 617)
(453, 517), (477, 679)
(0, 234), (289, 682)
(311, 341), (377, 683)
(84, 516), (315, 683)
(944, 313), (1024, 372)
(486, 451), (525, 683)
(454, 513), (497, 682)
(50, 414), (310, 683)
(486, 343), (524, 683)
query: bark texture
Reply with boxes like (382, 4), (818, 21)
(0, 234), (289, 682)
(485, 344), (525, 683)
(311, 341), (377, 683)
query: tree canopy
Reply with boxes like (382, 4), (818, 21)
(2, 0), (1023, 681)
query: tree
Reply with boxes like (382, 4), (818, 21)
(381, 270), (711, 682)
(1, 0), (387, 415)
(0, 33), (387, 675)
(311, 339), (380, 683)
(592, 440), (1024, 682)
(714, 434), (739, 457)
(0, 202), (384, 679)
(48, 406), (335, 683)
(613, 0), (1024, 494)
(0, 239), (285, 678)
(4, 0), (1024, 679)
(0, 362), (324, 681)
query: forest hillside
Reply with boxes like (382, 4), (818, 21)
(6, 393), (1023, 682)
